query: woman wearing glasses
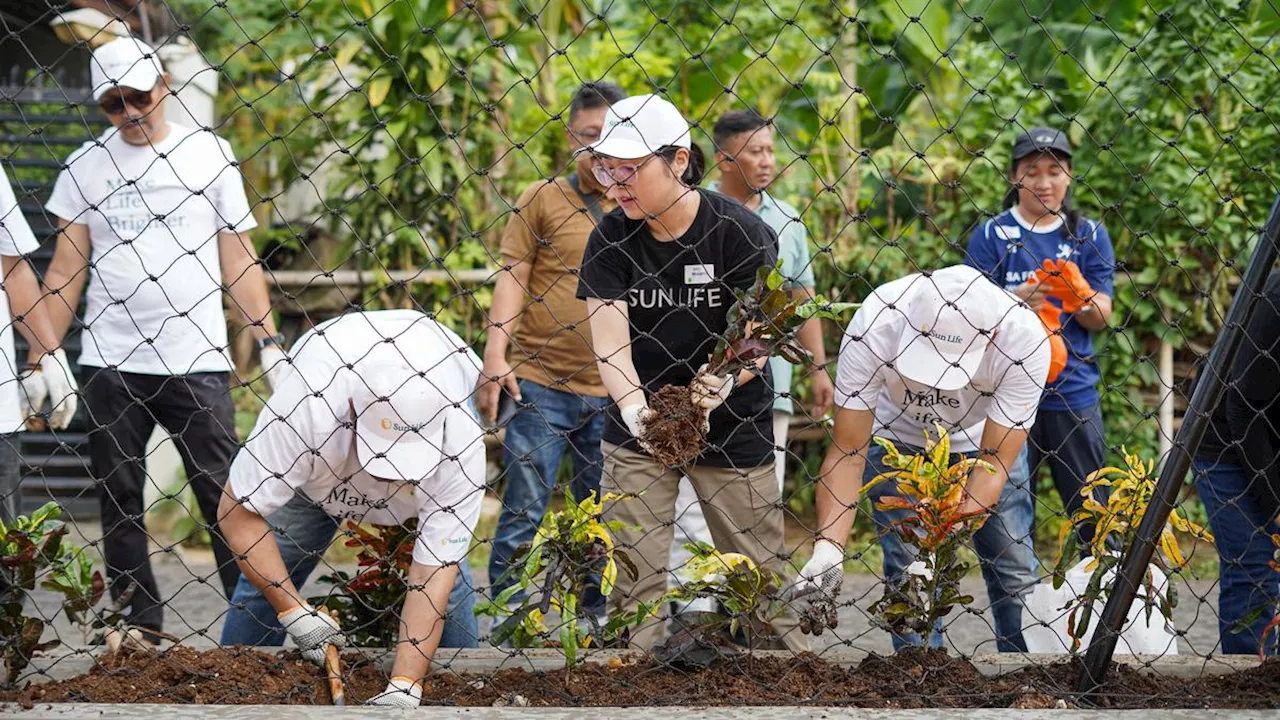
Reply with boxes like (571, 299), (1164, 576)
(575, 94), (805, 652)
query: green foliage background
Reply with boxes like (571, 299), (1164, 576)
(173, 0), (1280, 544)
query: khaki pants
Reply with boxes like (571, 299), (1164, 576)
(600, 442), (808, 653)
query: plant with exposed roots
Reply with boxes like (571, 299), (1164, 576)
(641, 262), (858, 467)
(863, 426), (994, 641)
(1053, 448), (1213, 652)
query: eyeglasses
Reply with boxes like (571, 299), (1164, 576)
(99, 88), (156, 116)
(590, 155), (658, 187)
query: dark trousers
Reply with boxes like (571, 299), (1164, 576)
(0, 433), (21, 605)
(1027, 404), (1108, 544)
(0, 432), (20, 526)
(83, 368), (242, 632)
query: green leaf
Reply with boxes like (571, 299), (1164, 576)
(367, 76), (392, 108)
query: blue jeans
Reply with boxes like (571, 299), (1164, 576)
(220, 495), (478, 648)
(1193, 459), (1280, 656)
(488, 378), (608, 613)
(864, 441), (1039, 652)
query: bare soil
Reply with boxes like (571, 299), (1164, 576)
(643, 384), (706, 467)
(7, 646), (1280, 708)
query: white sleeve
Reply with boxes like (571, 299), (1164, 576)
(0, 169), (38, 256)
(226, 382), (319, 518)
(987, 327), (1051, 431)
(412, 400), (487, 566)
(834, 306), (888, 413)
(44, 144), (94, 225)
(211, 137), (258, 234)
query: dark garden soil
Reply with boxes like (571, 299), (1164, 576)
(644, 384), (706, 467)
(6, 645), (1280, 708)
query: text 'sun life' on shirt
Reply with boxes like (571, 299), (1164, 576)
(576, 189), (780, 468)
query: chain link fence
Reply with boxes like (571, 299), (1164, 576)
(1, 0), (1280, 709)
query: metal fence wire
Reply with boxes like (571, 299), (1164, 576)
(1, 0), (1280, 710)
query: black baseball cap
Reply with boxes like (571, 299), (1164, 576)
(1012, 127), (1072, 161)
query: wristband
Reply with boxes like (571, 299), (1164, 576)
(257, 333), (286, 350)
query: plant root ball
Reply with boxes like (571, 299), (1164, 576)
(641, 385), (707, 467)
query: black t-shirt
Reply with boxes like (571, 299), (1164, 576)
(576, 189), (779, 468)
(1196, 270), (1280, 519)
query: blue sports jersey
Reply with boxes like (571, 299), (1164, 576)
(965, 208), (1116, 412)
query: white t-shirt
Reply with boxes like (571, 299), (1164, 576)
(835, 272), (1051, 453)
(0, 169), (41, 433)
(227, 310), (486, 566)
(45, 122), (257, 375)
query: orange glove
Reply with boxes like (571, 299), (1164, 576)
(1033, 258), (1096, 314)
(1031, 282), (1068, 384)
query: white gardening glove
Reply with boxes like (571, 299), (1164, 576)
(19, 363), (48, 430)
(783, 539), (845, 602)
(40, 349), (78, 430)
(278, 603), (345, 666)
(366, 677), (422, 707)
(259, 345), (290, 392)
(619, 401), (656, 455)
(690, 365), (736, 414)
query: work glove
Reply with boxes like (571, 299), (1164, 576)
(366, 677), (422, 707)
(782, 539), (845, 604)
(19, 363), (48, 431)
(259, 345), (291, 393)
(1034, 259), (1096, 314)
(1031, 291), (1068, 384)
(22, 349), (79, 430)
(690, 365), (736, 415)
(619, 401), (657, 455)
(278, 603), (346, 667)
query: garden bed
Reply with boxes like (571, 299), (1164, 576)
(5, 646), (1280, 709)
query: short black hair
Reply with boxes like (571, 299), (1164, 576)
(713, 108), (770, 150)
(568, 82), (627, 120)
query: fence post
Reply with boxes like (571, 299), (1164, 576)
(1076, 191), (1280, 695)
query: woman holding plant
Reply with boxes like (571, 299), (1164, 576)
(574, 94), (807, 652)
(788, 265), (1049, 651)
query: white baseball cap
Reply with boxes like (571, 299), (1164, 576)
(895, 265), (1001, 391)
(90, 37), (164, 101)
(575, 94), (691, 160)
(351, 350), (450, 481)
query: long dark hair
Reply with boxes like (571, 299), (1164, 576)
(1003, 152), (1083, 241)
(657, 143), (706, 187)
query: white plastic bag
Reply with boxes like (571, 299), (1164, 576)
(1022, 556), (1178, 655)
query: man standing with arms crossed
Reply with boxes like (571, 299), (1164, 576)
(477, 82), (626, 626)
(41, 37), (285, 639)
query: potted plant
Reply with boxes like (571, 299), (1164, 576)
(1024, 448), (1214, 654)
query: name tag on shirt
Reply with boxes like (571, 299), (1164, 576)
(684, 264), (714, 285)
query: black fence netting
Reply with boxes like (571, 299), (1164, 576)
(1, 0), (1280, 710)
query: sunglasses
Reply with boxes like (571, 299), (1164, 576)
(100, 88), (156, 116)
(590, 155), (658, 187)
